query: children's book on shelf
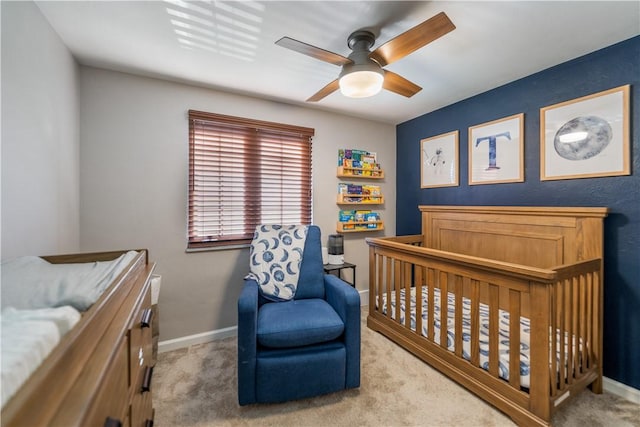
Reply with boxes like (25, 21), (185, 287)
(347, 184), (362, 194)
(364, 212), (380, 221)
(354, 210), (371, 221)
(338, 148), (380, 174)
(362, 185), (380, 196)
(339, 210), (356, 222)
(338, 210), (380, 223)
(337, 183), (381, 196)
(362, 153), (377, 164)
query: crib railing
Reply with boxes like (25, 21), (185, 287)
(367, 235), (602, 422)
(550, 260), (602, 398)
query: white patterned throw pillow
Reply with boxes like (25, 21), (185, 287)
(246, 225), (308, 301)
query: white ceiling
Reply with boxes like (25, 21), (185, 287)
(36, 1), (639, 124)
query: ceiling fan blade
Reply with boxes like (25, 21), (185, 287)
(383, 71), (422, 98)
(307, 79), (340, 102)
(276, 37), (352, 66)
(370, 12), (455, 67)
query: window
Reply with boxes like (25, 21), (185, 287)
(188, 110), (314, 249)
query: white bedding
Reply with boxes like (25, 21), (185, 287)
(1, 306), (81, 407)
(1, 251), (138, 311)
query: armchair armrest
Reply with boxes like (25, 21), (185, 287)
(237, 279), (259, 405)
(324, 274), (360, 389)
(324, 274), (360, 320)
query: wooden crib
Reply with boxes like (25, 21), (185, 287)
(366, 206), (608, 426)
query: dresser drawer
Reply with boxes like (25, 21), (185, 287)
(129, 286), (153, 386)
(83, 339), (129, 427)
(131, 387), (154, 427)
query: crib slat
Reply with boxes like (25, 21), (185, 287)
(427, 269), (436, 341)
(377, 254), (384, 316)
(416, 267), (423, 337)
(440, 272), (449, 349)
(404, 262), (412, 329)
(386, 257), (392, 321)
(579, 273), (587, 375)
(395, 260), (402, 324)
(565, 278), (574, 385)
(508, 289), (521, 388)
(370, 250), (376, 309)
(586, 272), (593, 370)
(470, 280), (481, 368)
(489, 285), (499, 377)
(559, 279), (567, 390)
(454, 275), (463, 358)
(592, 270), (601, 375)
(550, 281), (559, 396)
(569, 276), (578, 384)
(574, 275), (581, 377)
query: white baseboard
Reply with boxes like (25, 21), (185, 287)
(359, 289), (368, 306)
(603, 377), (640, 404)
(158, 325), (237, 353)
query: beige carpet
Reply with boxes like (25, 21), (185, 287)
(153, 312), (640, 427)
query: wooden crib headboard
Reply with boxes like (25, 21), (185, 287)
(419, 206), (608, 268)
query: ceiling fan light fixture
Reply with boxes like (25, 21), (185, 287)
(339, 70), (384, 98)
(277, 12), (455, 102)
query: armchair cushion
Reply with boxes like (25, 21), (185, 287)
(257, 299), (344, 348)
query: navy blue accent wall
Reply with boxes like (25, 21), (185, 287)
(396, 36), (640, 390)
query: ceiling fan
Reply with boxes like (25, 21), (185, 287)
(275, 12), (455, 102)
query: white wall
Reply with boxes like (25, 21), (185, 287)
(79, 67), (396, 341)
(1, 1), (80, 259)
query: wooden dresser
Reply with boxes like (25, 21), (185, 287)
(1, 250), (157, 427)
(127, 277), (155, 427)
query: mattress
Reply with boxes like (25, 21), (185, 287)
(378, 286), (573, 389)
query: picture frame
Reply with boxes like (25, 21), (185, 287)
(540, 84), (630, 181)
(420, 130), (459, 188)
(468, 113), (524, 185)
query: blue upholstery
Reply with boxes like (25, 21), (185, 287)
(238, 225), (361, 405)
(291, 226), (325, 300)
(257, 299), (344, 348)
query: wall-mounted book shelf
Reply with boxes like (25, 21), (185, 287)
(336, 166), (385, 179)
(336, 194), (384, 205)
(336, 148), (385, 233)
(336, 221), (384, 233)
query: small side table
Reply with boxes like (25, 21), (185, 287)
(323, 262), (356, 288)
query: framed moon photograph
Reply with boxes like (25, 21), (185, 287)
(540, 84), (630, 181)
(420, 130), (458, 188)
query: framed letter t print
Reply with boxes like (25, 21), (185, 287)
(468, 113), (524, 185)
(421, 130), (459, 188)
(540, 85), (630, 181)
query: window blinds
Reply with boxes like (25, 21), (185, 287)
(188, 110), (314, 248)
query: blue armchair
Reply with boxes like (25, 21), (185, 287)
(237, 225), (360, 405)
